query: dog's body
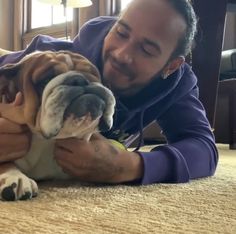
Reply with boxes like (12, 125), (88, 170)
(16, 135), (69, 180)
(0, 51), (115, 201)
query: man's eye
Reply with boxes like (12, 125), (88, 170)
(140, 43), (159, 56)
(141, 46), (154, 56)
(116, 27), (128, 38)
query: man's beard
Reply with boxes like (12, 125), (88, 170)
(102, 52), (168, 97)
(102, 54), (136, 96)
(102, 69), (164, 98)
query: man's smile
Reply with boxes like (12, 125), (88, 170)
(106, 56), (134, 79)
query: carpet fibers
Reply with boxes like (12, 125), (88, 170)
(0, 144), (235, 234)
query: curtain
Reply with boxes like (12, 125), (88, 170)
(71, 0), (121, 38)
(0, 0), (24, 50)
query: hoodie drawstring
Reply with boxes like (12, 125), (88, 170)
(133, 109), (145, 151)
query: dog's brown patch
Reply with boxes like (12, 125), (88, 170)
(0, 50), (101, 128)
(0, 177), (6, 186)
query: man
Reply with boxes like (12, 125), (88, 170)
(0, 0), (218, 184)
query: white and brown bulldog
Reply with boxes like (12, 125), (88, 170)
(0, 50), (115, 201)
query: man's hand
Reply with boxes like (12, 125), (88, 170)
(54, 134), (144, 183)
(0, 92), (31, 163)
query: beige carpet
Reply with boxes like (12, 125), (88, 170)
(0, 144), (235, 234)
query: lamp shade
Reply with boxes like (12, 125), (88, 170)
(38, 0), (92, 8)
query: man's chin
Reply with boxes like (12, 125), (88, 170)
(110, 85), (140, 97)
(102, 79), (127, 95)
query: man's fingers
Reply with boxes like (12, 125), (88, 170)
(0, 92), (23, 110)
(55, 157), (88, 179)
(0, 133), (31, 162)
(0, 151), (27, 163)
(0, 92), (25, 124)
(0, 118), (29, 133)
(55, 138), (84, 149)
(54, 144), (73, 155)
(12, 92), (24, 106)
(90, 133), (106, 141)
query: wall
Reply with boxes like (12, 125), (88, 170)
(0, 0), (14, 49)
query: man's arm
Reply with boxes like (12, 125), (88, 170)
(137, 90), (218, 184)
(0, 35), (73, 67)
(0, 93), (31, 163)
(54, 134), (144, 183)
(54, 89), (218, 185)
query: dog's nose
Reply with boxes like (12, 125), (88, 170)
(64, 93), (106, 120)
(41, 130), (58, 139)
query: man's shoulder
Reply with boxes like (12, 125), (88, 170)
(83, 16), (118, 27)
(80, 16), (117, 36)
(72, 16), (117, 64)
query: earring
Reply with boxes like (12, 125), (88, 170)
(161, 72), (169, 80)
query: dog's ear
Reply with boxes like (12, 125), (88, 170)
(0, 62), (21, 103)
(0, 62), (24, 124)
(0, 61), (21, 79)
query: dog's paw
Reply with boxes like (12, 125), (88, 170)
(0, 169), (38, 201)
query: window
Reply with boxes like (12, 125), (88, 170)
(121, 0), (132, 10)
(23, 0), (133, 48)
(30, 0), (131, 29)
(23, 0), (76, 48)
(31, 0), (73, 29)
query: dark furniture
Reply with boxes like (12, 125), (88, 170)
(191, 0), (236, 149)
(191, 0), (227, 127)
(215, 79), (236, 149)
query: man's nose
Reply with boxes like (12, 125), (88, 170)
(113, 43), (134, 64)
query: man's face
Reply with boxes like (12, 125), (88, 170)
(102, 0), (186, 97)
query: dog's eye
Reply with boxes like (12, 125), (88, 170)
(71, 80), (82, 86)
(65, 73), (90, 87)
(36, 77), (52, 96)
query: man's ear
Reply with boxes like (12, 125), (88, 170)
(162, 56), (185, 79)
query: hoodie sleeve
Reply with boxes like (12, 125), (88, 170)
(137, 87), (218, 185)
(0, 35), (73, 67)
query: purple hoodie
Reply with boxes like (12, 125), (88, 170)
(0, 16), (218, 185)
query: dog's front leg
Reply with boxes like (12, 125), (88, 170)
(0, 162), (38, 201)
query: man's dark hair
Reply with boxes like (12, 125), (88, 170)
(122, 0), (197, 58)
(167, 0), (197, 58)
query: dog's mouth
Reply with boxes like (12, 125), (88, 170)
(36, 71), (115, 139)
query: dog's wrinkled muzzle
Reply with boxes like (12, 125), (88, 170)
(39, 71), (115, 139)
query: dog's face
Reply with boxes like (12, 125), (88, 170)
(37, 70), (115, 140)
(0, 51), (115, 140)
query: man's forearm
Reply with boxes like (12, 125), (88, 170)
(111, 150), (144, 183)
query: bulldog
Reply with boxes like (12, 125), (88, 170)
(0, 50), (115, 201)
